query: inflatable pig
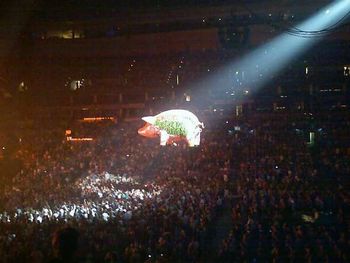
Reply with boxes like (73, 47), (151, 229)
(138, 109), (204, 147)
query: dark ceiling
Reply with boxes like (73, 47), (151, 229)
(0, 0), (334, 23)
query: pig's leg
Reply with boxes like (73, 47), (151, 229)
(187, 128), (201, 147)
(186, 134), (196, 147)
(160, 130), (169, 146)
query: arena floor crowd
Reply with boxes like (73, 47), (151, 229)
(0, 113), (349, 262)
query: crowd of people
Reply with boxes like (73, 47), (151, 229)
(217, 114), (350, 262)
(0, 111), (349, 262)
(0, 117), (229, 262)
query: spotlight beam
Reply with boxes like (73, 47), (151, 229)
(189, 0), (350, 107)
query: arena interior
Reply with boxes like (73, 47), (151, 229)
(0, 0), (349, 262)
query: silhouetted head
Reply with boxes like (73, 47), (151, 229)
(52, 227), (79, 260)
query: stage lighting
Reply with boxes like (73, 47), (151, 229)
(190, 0), (350, 106)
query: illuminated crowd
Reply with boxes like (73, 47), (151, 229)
(0, 119), (229, 262)
(0, 113), (349, 262)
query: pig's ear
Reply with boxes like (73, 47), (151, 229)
(142, 116), (156, 125)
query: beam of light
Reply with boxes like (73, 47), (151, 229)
(189, 0), (350, 106)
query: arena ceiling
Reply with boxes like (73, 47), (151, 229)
(0, 0), (332, 21)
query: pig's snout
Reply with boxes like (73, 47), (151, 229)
(138, 123), (159, 138)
